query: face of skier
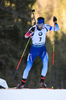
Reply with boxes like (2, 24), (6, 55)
(37, 23), (44, 30)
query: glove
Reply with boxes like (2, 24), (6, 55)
(30, 27), (35, 32)
(53, 16), (57, 22)
(25, 27), (35, 38)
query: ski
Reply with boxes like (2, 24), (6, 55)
(8, 87), (53, 89)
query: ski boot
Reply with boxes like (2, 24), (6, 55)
(40, 76), (47, 88)
(16, 78), (26, 89)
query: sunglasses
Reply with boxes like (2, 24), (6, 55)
(38, 24), (44, 27)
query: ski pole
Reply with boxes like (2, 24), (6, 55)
(11, 9), (36, 83)
(32, 9), (36, 25)
(11, 38), (30, 83)
(52, 22), (55, 89)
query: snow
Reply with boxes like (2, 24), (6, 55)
(0, 78), (8, 88)
(0, 89), (66, 100)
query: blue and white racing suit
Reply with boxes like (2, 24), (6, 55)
(23, 23), (60, 79)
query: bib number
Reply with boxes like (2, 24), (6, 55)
(39, 37), (42, 42)
(38, 32), (43, 42)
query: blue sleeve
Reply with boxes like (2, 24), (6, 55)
(45, 23), (60, 31)
(49, 23), (60, 31)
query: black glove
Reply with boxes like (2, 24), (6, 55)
(53, 16), (57, 22)
(30, 27), (35, 32)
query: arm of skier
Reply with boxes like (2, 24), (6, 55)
(25, 25), (36, 38)
(49, 23), (60, 31)
(45, 16), (60, 31)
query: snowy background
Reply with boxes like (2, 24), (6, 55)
(0, 89), (66, 100)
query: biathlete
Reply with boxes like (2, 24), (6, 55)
(17, 16), (60, 88)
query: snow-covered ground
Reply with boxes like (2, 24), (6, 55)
(0, 89), (66, 100)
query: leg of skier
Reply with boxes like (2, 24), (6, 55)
(40, 48), (48, 88)
(16, 46), (38, 89)
(17, 54), (33, 89)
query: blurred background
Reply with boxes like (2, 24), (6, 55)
(0, 0), (66, 89)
